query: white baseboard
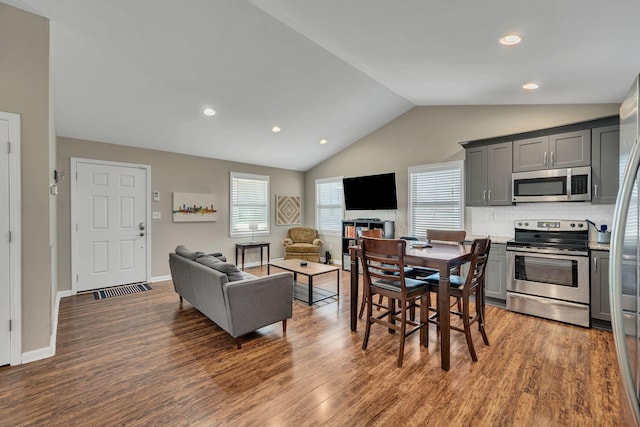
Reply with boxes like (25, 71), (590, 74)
(22, 289), (71, 364)
(150, 275), (172, 283)
(21, 346), (54, 364)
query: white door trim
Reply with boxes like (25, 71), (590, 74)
(2, 111), (22, 366)
(70, 158), (151, 294)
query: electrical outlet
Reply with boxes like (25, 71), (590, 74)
(152, 211), (161, 219)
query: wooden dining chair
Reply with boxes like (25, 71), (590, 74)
(358, 229), (415, 319)
(409, 229), (467, 318)
(423, 237), (491, 362)
(360, 228), (384, 238)
(410, 229), (467, 279)
(360, 237), (430, 367)
(426, 229), (466, 245)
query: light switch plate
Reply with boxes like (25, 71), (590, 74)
(153, 191), (160, 202)
(152, 211), (161, 219)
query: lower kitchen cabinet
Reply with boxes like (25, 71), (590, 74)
(485, 243), (506, 300)
(591, 250), (611, 322)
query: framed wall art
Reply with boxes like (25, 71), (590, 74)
(276, 195), (301, 225)
(172, 192), (218, 222)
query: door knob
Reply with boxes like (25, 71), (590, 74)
(139, 232), (145, 237)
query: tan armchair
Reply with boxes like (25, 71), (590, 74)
(283, 227), (323, 262)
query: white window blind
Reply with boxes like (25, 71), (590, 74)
(408, 161), (464, 238)
(230, 172), (269, 238)
(316, 177), (344, 236)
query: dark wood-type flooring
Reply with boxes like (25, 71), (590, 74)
(0, 266), (628, 426)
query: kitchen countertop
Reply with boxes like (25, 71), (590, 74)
(590, 242), (610, 251)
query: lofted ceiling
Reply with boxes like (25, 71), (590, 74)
(3, 0), (640, 171)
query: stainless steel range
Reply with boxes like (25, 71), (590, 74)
(506, 219), (590, 327)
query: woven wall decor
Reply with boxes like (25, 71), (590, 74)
(276, 195), (301, 225)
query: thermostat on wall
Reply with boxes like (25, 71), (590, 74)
(153, 191), (160, 202)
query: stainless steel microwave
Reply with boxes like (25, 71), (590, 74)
(512, 166), (591, 203)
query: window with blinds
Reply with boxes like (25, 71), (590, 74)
(230, 172), (269, 238)
(408, 161), (464, 238)
(316, 177), (344, 236)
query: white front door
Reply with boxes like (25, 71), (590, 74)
(73, 160), (149, 292)
(0, 116), (11, 366)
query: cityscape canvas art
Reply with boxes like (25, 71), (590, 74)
(173, 192), (218, 222)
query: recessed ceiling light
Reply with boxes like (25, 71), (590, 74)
(202, 107), (216, 116)
(522, 82), (540, 90)
(319, 139), (328, 145)
(499, 34), (522, 46)
(272, 126), (281, 133)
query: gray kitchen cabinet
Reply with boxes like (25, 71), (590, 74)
(465, 146), (487, 206)
(465, 142), (512, 206)
(591, 125), (620, 204)
(512, 136), (548, 172)
(485, 243), (506, 300)
(591, 250), (610, 322)
(513, 129), (591, 172)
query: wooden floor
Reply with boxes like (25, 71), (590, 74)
(0, 266), (628, 426)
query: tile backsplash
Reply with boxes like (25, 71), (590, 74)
(468, 203), (615, 239)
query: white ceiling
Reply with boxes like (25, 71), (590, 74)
(4, 0), (640, 171)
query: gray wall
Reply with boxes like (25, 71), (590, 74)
(305, 104), (620, 252)
(56, 137), (305, 290)
(0, 3), (53, 353)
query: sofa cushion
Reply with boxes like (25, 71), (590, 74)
(288, 227), (318, 244)
(211, 262), (246, 282)
(175, 245), (204, 260)
(196, 255), (223, 269)
(211, 254), (227, 262)
(196, 256), (246, 282)
(284, 243), (321, 253)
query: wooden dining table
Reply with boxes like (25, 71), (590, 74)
(349, 242), (472, 371)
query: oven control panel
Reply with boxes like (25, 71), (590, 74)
(514, 219), (587, 231)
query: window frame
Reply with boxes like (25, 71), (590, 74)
(407, 160), (465, 238)
(229, 171), (270, 238)
(315, 176), (344, 237)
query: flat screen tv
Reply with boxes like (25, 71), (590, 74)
(343, 173), (398, 210)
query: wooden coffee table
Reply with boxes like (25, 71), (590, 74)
(268, 259), (340, 306)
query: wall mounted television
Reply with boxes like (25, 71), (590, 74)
(343, 172), (398, 210)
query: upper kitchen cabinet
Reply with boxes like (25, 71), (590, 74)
(460, 115), (619, 206)
(591, 125), (620, 204)
(513, 129), (591, 172)
(465, 141), (512, 206)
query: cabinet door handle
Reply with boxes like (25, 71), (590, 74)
(593, 256), (597, 272)
(482, 190), (486, 200)
(594, 184), (598, 198)
(488, 190), (492, 200)
(550, 151), (555, 166)
(544, 152), (548, 168)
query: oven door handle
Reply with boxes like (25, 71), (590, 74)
(506, 246), (588, 257)
(610, 136), (640, 425)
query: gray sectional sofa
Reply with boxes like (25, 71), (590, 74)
(169, 246), (294, 348)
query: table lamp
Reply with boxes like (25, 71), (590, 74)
(249, 221), (259, 242)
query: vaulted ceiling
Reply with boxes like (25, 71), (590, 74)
(4, 0), (640, 170)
